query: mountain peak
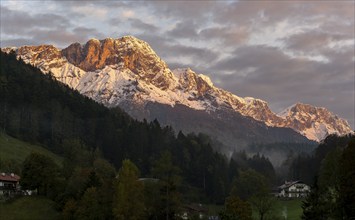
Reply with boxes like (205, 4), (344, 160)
(88, 38), (100, 43)
(121, 35), (140, 41)
(278, 103), (297, 117)
(198, 73), (214, 87)
(60, 37), (167, 74)
(277, 102), (352, 141)
(244, 97), (268, 105)
(284, 102), (328, 116)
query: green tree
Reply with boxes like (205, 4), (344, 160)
(232, 169), (268, 200)
(62, 139), (94, 178)
(75, 187), (105, 220)
(338, 137), (355, 218)
(250, 193), (275, 220)
(93, 158), (116, 181)
(151, 151), (182, 220)
(93, 158), (116, 219)
(317, 148), (343, 217)
(302, 179), (332, 220)
(0, 158), (21, 174)
(318, 148), (342, 190)
(219, 195), (252, 220)
(301, 135), (355, 219)
(21, 152), (59, 196)
(62, 199), (77, 220)
(84, 170), (102, 190)
(143, 180), (161, 219)
(113, 159), (145, 220)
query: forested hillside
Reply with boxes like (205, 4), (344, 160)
(300, 134), (355, 219)
(0, 51), (276, 204)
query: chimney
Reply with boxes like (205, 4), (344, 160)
(11, 173), (14, 177)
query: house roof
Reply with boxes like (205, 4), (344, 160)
(182, 204), (208, 213)
(0, 173), (20, 182)
(279, 180), (305, 189)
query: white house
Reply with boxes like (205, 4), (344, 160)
(278, 180), (310, 198)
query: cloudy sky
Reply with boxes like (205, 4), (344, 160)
(1, 0), (354, 128)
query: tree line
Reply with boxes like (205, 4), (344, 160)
(299, 134), (355, 219)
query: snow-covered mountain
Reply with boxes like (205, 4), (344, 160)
(277, 103), (352, 142)
(2, 36), (352, 143)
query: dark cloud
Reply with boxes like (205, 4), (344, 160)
(109, 17), (159, 36)
(136, 33), (219, 68)
(0, 38), (37, 47)
(108, 17), (122, 26)
(1, 26), (104, 48)
(0, 5), (104, 48)
(166, 44), (219, 63)
(166, 61), (189, 71)
(49, 0), (129, 8)
(303, 2), (354, 20)
(199, 26), (250, 46)
(27, 27), (104, 47)
(286, 31), (332, 52)
(284, 28), (353, 59)
(0, 6), (70, 35)
(215, 2), (353, 27)
(214, 1), (293, 26)
(135, 33), (176, 56)
(166, 21), (199, 40)
(72, 27), (102, 38)
(128, 18), (159, 32)
(146, 1), (219, 22)
(212, 46), (313, 85)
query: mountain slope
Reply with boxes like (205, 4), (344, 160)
(129, 102), (314, 153)
(2, 36), (352, 143)
(0, 51), (252, 202)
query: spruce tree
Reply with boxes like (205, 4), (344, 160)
(113, 159), (145, 220)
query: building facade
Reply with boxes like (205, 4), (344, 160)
(0, 173), (21, 197)
(278, 180), (310, 198)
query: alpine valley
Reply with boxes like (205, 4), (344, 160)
(2, 36), (352, 153)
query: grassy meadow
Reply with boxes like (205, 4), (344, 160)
(252, 198), (303, 220)
(0, 133), (63, 167)
(0, 196), (61, 220)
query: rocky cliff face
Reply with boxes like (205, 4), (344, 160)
(2, 36), (353, 142)
(61, 36), (175, 90)
(277, 103), (352, 141)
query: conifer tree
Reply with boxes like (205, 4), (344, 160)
(75, 187), (105, 220)
(338, 138), (355, 218)
(151, 151), (182, 220)
(113, 159), (145, 220)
